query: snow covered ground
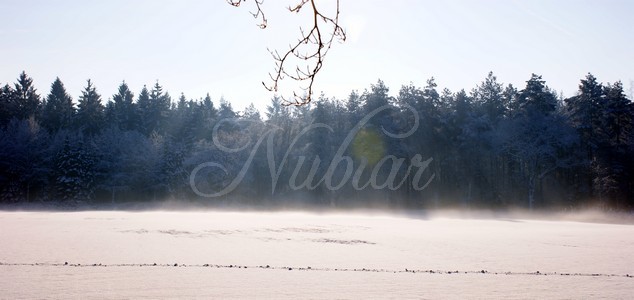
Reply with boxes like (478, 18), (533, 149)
(1, 210), (633, 299)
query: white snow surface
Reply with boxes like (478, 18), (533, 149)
(1, 210), (633, 299)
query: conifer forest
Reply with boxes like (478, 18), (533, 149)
(1, 71), (632, 210)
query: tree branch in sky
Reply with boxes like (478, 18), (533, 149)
(227, 0), (346, 106)
(227, 0), (267, 29)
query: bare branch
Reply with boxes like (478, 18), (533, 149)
(228, 0), (346, 106)
(226, 0), (267, 29)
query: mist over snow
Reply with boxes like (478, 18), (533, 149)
(1, 210), (633, 298)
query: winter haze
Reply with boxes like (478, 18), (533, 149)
(1, 0), (633, 299)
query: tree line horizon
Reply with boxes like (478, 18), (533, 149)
(0, 71), (632, 210)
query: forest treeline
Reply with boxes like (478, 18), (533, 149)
(0, 71), (632, 210)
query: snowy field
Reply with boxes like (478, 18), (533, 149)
(1, 210), (633, 299)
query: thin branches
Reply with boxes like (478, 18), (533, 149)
(227, 0), (267, 29)
(227, 0), (346, 106)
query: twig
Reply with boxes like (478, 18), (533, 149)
(226, 0), (267, 29)
(227, 0), (346, 106)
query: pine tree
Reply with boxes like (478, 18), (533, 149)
(496, 112), (579, 209)
(53, 138), (95, 203)
(137, 82), (172, 135)
(41, 77), (74, 133)
(474, 72), (505, 123)
(111, 81), (137, 131)
(503, 84), (518, 118)
(363, 79), (391, 115)
(218, 97), (236, 120)
(596, 81), (633, 207)
(137, 85), (152, 134)
(160, 139), (187, 197)
(12, 71), (40, 120)
(565, 73), (603, 148)
(564, 73), (606, 202)
(148, 81), (172, 133)
(0, 84), (14, 126)
(345, 90), (362, 128)
(243, 103), (261, 121)
(601, 81), (632, 150)
(177, 93), (187, 112)
(266, 96), (289, 124)
(517, 74), (557, 116)
(76, 79), (105, 135)
(0, 118), (50, 203)
(201, 93), (218, 121)
(168, 93), (191, 142)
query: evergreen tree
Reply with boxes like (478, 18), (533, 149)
(595, 81), (633, 207)
(201, 93), (217, 121)
(345, 90), (362, 128)
(137, 85), (151, 134)
(503, 84), (519, 118)
(41, 77), (74, 133)
(601, 81), (632, 150)
(111, 81), (137, 131)
(362, 79), (395, 134)
(167, 93), (193, 142)
(565, 73), (603, 148)
(177, 93), (187, 112)
(148, 82), (172, 134)
(75, 79), (105, 135)
(243, 103), (261, 121)
(218, 97), (236, 120)
(517, 74), (557, 116)
(12, 71), (40, 120)
(53, 138), (95, 203)
(0, 70), (632, 209)
(363, 79), (391, 115)
(496, 112), (579, 209)
(266, 96), (290, 124)
(474, 72), (505, 123)
(497, 75), (580, 208)
(135, 82), (172, 135)
(0, 118), (50, 202)
(0, 84), (14, 126)
(564, 73), (607, 202)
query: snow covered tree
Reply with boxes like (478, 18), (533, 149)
(159, 139), (189, 197)
(496, 113), (579, 209)
(594, 81), (633, 207)
(53, 138), (96, 203)
(93, 127), (160, 203)
(0, 119), (50, 202)
(498, 76), (579, 208)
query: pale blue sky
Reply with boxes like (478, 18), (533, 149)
(1, 0), (632, 112)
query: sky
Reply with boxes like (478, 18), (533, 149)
(1, 0), (633, 112)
